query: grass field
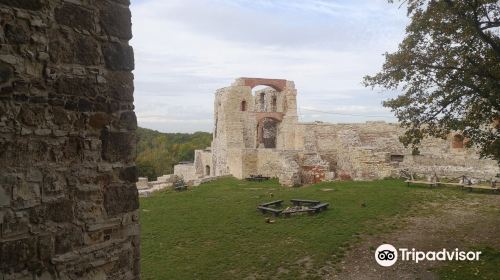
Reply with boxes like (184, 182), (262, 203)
(435, 247), (500, 280)
(139, 177), (482, 280)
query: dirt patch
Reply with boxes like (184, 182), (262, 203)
(331, 194), (500, 280)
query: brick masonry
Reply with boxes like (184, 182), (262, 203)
(0, 1), (139, 279)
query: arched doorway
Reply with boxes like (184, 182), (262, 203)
(205, 165), (211, 176)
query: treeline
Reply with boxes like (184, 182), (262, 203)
(136, 127), (212, 180)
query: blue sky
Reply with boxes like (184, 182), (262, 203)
(130, 0), (408, 132)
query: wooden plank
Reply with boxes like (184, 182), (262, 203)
(464, 185), (499, 191)
(438, 182), (464, 186)
(260, 200), (283, 207)
(405, 180), (437, 187)
(405, 180), (435, 185)
(257, 206), (282, 216)
(290, 199), (320, 206)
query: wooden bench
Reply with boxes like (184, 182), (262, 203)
(290, 199), (321, 206)
(257, 206), (282, 216)
(438, 182), (465, 187)
(463, 185), (499, 193)
(405, 180), (438, 187)
(310, 203), (329, 213)
(282, 208), (315, 217)
(260, 200), (283, 207)
(246, 175), (270, 182)
(174, 185), (187, 191)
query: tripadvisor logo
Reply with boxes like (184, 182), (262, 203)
(375, 244), (398, 267)
(375, 244), (482, 267)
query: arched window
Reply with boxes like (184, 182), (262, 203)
(272, 97), (277, 111)
(241, 100), (247, 111)
(452, 134), (464, 149)
(205, 165), (211, 176)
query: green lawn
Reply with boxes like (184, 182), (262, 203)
(139, 177), (462, 280)
(434, 247), (500, 280)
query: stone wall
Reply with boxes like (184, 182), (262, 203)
(173, 163), (197, 181)
(0, 1), (139, 279)
(295, 122), (499, 180)
(205, 78), (499, 186)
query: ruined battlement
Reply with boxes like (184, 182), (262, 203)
(174, 78), (499, 186)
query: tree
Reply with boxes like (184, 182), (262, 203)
(363, 0), (500, 163)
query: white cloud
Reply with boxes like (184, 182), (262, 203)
(130, 0), (408, 132)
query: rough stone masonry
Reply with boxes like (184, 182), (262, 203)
(0, 1), (139, 279)
(173, 78), (499, 187)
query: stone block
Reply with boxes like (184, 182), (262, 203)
(100, 129), (136, 162)
(37, 234), (54, 263)
(73, 35), (100, 66)
(51, 106), (71, 126)
(5, 22), (30, 44)
(26, 168), (43, 183)
(54, 225), (83, 255)
(119, 165), (137, 183)
(78, 98), (93, 112)
(0, 174), (15, 207)
(12, 180), (41, 209)
(46, 199), (74, 223)
(41, 172), (65, 202)
(105, 71), (134, 102)
(103, 184), (138, 216)
(119, 111), (137, 130)
(102, 42), (134, 71)
(18, 105), (42, 126)
(0, 237), (38, 273)
(1, 210), (30, 238)
(0, 0), (43, 10)
(89, 112), (112, 129)
(56, 76), (98, 98)
(49, 30), (100, 66)
(55, 3), (94, 31)
(99, 0), (132, 39)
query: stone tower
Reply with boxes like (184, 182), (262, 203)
(211, 78), (299, 178)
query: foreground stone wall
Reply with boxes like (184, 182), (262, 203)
(0, 1), (139, 279)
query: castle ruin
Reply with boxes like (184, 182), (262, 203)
(173, 78), (499, 186)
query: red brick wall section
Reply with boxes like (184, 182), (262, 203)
(241, 78), (287, 91)
(301, 166), (327, 184)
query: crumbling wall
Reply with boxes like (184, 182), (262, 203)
(296, 122), (499, 180)
(193, 149), (213, 177)
(0, 1), (139, 279)
(174, 164), (197, 181)
(211, 78), (499, 185)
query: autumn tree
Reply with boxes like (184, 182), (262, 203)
(364, 0), (500, 162)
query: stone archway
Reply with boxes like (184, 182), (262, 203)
(240, 77), (287, 91)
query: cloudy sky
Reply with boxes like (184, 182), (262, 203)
(130, 0), (409, 133)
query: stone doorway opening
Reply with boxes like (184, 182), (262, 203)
(258, 117), (279, 148)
